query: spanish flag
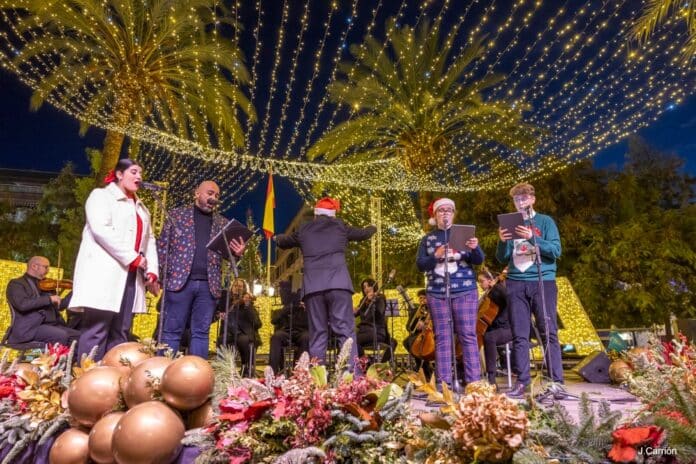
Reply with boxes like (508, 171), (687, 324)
(262, 170), (275, 239)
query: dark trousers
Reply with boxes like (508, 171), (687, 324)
(77, 271), (136, 361)
(304, 289), (359, 373)
(507, 279), (563, 385)
(403, 334), (433, 380)
(483, 327), (513, 382)
(161, 279), (216, 358)
(269, 329), (310, 374)
(34, 323), (81, 348)
(356, 328), (395, 362)
(234, 334), (257, 377)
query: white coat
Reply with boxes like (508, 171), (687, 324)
(70, 183), (158, 314)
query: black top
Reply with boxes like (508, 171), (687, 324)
(190, 205), (213, 280)
(271, 302), (309, 334)
(355, 294), (387, 335)
(5, 274), (69, 343)
(487, 284), (510, 331)
(217, 297), (262, 344)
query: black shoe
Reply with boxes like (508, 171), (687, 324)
(506, 382), (527, 398)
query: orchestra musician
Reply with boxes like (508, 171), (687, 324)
(5, 256), (80, 347)
(477, 268), (511, 388)
(217, 291), (261, 377)
(416, 198), (484, 389)
(70, 159), (159, 361)
(353, 278), (396, 363)
(403, 289), (433, 380)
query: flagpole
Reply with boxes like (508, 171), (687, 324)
(266, 238), (271, 291)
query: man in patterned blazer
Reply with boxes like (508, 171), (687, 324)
(157, 180), (246, 358)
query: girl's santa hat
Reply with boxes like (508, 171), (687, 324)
(427, 197), (455, 226)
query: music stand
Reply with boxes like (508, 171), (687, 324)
(384, 298), (400, 373)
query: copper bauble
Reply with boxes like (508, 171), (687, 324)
(68, 366), (122, 427)
(160, 355), (214, 411)
(49, 428), (89, 464)
(112, 401), (185, 464)
(122, 356), (173, 409)
(609, 359), (633, 384)
(88, 412), (125, 464)
(102, 342), (152, 374)
(187, 400), (214, 429)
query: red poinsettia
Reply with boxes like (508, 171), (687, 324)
(608, 425), (664, 463)
(47, 343), (70, 362)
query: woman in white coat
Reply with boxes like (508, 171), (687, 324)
(70, 158), (160, 361)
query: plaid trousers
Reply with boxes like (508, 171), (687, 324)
(427, 291), (481, 386)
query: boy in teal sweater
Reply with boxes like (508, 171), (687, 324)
(496, 183), (563, 397)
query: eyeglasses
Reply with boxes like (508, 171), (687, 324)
(513, 195), (533, 203)
(436, 208), (455, 214)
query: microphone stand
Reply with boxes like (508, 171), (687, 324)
(221, 227), (240, 353)
(525, 207), (576, 403)
(148, 188), (181, 345)
(443, 223), (461, 395)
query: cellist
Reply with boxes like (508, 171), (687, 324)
(403, 289), (433, 380)
(478, 268), (511, 388)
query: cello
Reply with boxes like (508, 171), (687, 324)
(476, 269), (507, 348)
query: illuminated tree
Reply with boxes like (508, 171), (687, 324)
(0, 0), (256, 181)
(632, 0), (695, 61)
(307, 17), (541, 179)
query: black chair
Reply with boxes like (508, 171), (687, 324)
(1, 303), (45, 361)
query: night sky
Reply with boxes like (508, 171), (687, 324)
(1, 0), (694, 239)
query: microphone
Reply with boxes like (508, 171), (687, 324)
(386, 269), (396, 285)
(525, 205), (532, 218)
(397, 285), (413, 306)
(207, 197), (219, 207)
(140, 182), (164, 191)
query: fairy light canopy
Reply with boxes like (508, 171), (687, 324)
(0, 0), (693, 206)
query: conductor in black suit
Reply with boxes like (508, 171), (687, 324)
(275, 197), (376, 373)
(5, 256), (81, 347)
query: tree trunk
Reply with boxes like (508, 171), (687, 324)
(96, 97), (135, 185)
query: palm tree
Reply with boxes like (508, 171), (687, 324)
(307, 17), (540, 182)
(0, 0), (255, 182)
(632, 0), (695, 62)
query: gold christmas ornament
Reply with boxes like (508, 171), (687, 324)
(102, 342), (152, 375)
(49, 428), (90, 464)
(160, 355), (214, 411)
(67, 366), (123, 427)
(609, 359), (633, 384)
(112, 401), (185, 464)
(88, 412), (125, 464)
(122, 356), (173, 409)
(187, 400), (214, 429)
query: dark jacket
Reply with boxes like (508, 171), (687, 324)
(219, 298), (262, 345)
(158, 206), (228, 298)
(271, 302), (309, 334)
(5, 274), (68, 343)
(487, 284), (510, 331)
(276, 216), (376, 296)
(355, 294), (387, 336)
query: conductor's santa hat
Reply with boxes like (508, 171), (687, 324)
(427, 197), (455, 226)
(314, 197), (341, 217)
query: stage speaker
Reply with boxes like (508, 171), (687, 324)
(573, 350), (611, 383)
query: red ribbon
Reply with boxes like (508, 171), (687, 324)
(103, 169), (116, 184)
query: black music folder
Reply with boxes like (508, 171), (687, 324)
(497, 212), (526, 240)
(206, 219), (255, 255)
(448, 224), (476, 250)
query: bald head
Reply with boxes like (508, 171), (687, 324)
(27, 256), (50, 279)
(194, 180), (220, 212)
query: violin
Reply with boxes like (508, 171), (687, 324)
(38, 278), (73, 292)
(476, 269), (507, 348)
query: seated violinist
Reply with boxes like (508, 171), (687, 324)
(478, 268), (511, 387)
(269, 287), (309, 374)
(403, 289), (433, 380)
(354, 278), (397, 363)
(217, 291), (262, 377)
(4, 256), (81, 347)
